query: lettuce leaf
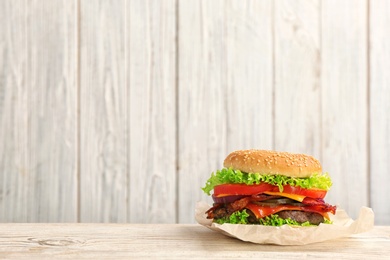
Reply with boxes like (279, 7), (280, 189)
(214, 209), (250, 225)
(215, 211), (333, 226)
(259, 214), (313, 226)
(202, 167), (332, 195)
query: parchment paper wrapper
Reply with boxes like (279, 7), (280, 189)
(195, 201), (374, 245)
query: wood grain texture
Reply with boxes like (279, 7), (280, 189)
(0, 224), (389, 259)
(321, 0), (368, 220)
(0, 0), (29, 222)
(274, 0), (322, 158)
(127, 0), (177, 223)
(1, 0), (390, 225)
(369, 0), (390, 225)
(79, 0), (127, 222)
(179, 0), (274, 223)
(225, 0), (273, 152)
(178, 0), (228, 223)
(0, 0), (78, 222)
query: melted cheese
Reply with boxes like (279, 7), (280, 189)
(264, 191), (306, 202)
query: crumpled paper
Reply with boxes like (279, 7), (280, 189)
(195, 201), (374, 245)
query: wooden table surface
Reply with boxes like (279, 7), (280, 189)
(0, 224), (389, 259)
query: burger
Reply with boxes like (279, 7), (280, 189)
(202, 149), (336, 226)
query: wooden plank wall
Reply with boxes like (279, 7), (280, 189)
(0, 0), (78, 222)
(0, 0), (389, 225)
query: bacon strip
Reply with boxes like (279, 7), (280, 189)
(246, 203), (337, 220)
(226, 197), (251, 214)
(250, 194), (283, 202)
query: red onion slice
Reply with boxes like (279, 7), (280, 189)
(212, 194), (246, 204)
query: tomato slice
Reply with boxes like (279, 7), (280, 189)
(213, 183), (274, 197)
(213, 183), (327, 199)
(282, 185), (327, 199)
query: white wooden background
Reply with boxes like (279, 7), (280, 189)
(0, 0), (389, 225)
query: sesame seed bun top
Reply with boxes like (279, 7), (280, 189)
(223, 149), (322, 178)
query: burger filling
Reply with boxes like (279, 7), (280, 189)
(203, 168), (337, 226)
(214, 209), (326, 226)
(206, 195), (335, 226)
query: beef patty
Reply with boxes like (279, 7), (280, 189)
(213, 208), (324, 225)
(276, 210), (324, 225)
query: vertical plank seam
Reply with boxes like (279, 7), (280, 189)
(125, 0), (129, 223)
(272, 0), (276, 150)
(223, 2), (228, 157)
(366, 0), (371, 208)
(24, 0), (30, 222)
(76, 0), (81, 223)
(319, 0), (323, 164)
(175, 0), (179, 224)
(224, 2), (228, 155)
